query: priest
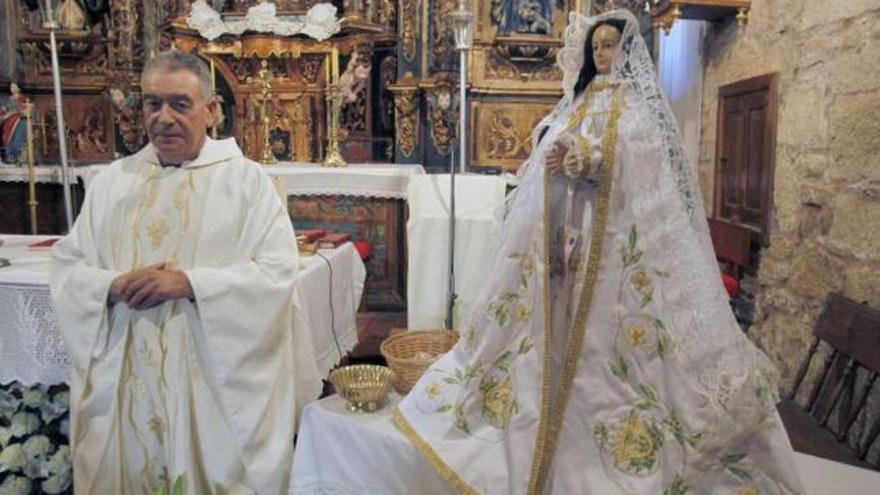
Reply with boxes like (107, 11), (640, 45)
(50, 51), (299, 494)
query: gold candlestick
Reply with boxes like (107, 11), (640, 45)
(23, 100), (38, 234)
(323, 45), (346, 168)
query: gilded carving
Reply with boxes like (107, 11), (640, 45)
(298, 55), (324, 84)
(400, 0), (418, 61)
(380, 55), (398, 130)
(340, 48), (372, 135)
(491, 0), (555, 35)
(427, 74), (458, 156)
(392, 87), (419, 158)
(486, 47), (561, 82)
(474, 102), (554, 170)
(377, 0), (397, 28)
(109, 0), (144, 71)
(228, 1), (320, 12)
(110, 88), (146, 154)
(430, 0), (457, 69)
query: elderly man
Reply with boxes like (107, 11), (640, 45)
(50, 51), (298, 494)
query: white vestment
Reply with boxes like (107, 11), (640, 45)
(50, 138), (299, 494)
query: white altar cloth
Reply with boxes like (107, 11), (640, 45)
(406, 174), (506, 330)
(0, 234), (365, 423)
(290, 394), (880, 494)
(0, 164), (91, 184)
(290, 394), (455, 495)
(0, 163), (426, 200)
(267, 163), (425, 199)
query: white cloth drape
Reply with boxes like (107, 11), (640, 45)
(406, 174), (506, 330)
(659, 20), (707, 181)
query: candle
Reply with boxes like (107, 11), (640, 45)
(325, 51), (331, 85)
(210, 57), (216, 95)
(331, 45), (339, 85)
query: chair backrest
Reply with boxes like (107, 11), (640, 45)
(789, 293), (880, 467)
(707, 217), (753, 272)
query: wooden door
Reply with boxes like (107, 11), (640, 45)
(714, 74), (778, 241)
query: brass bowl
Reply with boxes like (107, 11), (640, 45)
(329, 365), (394, 413)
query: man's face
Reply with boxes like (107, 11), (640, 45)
(142, 69), (213, 164)
(592, 24), (621, 75)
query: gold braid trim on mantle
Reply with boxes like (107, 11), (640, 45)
(528, 84), (624, 493)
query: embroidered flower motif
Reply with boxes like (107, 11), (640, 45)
(625, 324), (647, 348)
(425, 382), (442, 400)
(609, 411), (661, 475)
(146, 218), (170, 250)
(629, 268), (652, 293)
(520, 255), (535, 279)
(515, 303), (533, 323)
(480, 373), (515, 428)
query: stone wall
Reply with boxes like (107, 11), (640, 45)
(699, 0), (880, 386)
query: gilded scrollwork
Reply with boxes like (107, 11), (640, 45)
(486, 47), (561, 82)
(379, 55), (398, 130)
(340, 47), (372, 135)
(475, 103), (554, 170)
(377, 0), (397, 28)
(430, 0), (458, 69)
(298, 55), (324, 84)
(391, 80), (420, 158)
(110, 87), (146, 154)
(400, 0), (418, 62)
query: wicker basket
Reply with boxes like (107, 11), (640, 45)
(380, 329), (459, 394)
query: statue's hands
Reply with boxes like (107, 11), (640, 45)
(109, 263), (194, 310)
(562, 145), (585, 179)
(545, 141), (569, 175)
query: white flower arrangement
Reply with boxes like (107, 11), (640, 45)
(0, 475), (32, 495)
(0, 443), (26, 473)
(0, 382), (72, 494)
(9, 412), (40, 438)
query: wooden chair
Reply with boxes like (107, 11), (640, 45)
(708, 217), (753, 281)
(778, 293), (880, 470)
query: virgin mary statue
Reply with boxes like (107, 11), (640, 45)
(394, 9), (804, 495)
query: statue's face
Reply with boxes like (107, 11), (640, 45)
(591, 24), (621, 75)
(520, 3), (538, 22)
(438, 90), (451, 110)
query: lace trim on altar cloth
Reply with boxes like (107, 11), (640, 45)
(0, 285), (70, 386)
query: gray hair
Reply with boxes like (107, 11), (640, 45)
(141, 50), (212, 99)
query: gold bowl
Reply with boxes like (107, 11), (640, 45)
(329, 365), (394, 413)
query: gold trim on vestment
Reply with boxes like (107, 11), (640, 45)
(392, 408), (479, 495)
(529, 83), (623, 488)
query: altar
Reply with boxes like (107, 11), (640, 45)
(0, 234), (365, 422)
(0, 162), (423, 310)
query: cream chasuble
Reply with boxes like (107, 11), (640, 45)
(50, 138), (299, 494)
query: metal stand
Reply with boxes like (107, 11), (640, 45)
(43, 1), (73, 231)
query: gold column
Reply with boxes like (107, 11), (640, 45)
(23, 100), (39, 235)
